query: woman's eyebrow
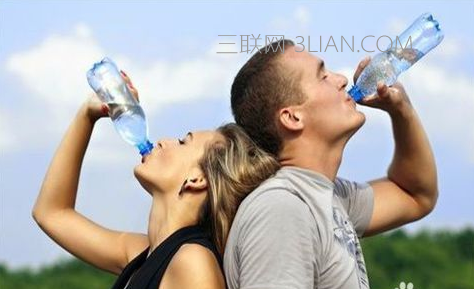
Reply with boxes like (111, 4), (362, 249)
(186, 132), (194, 141)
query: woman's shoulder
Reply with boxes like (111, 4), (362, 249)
(162, 243), (225, 288)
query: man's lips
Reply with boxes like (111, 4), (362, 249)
(345, 92), (357, 107)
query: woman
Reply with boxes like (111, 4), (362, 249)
(32, 72), (279, 289)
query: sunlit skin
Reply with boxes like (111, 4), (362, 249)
(275, 47), (438, 237)
(278, 49), (366, 177)
(32, 72), (226, 289)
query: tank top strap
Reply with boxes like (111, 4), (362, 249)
(111, 246), (149, 289)
(124, 225), (219, 289)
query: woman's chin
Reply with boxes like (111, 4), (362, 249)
(133, 167), (158, 195)
(133, 166), (148, 187)
(133, 164), (143, 179)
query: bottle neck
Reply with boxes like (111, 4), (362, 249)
(138, 140), (154, 156)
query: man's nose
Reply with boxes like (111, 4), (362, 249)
(336, 73), (348, 90)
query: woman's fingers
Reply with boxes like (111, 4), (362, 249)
(128, 85), (139, 101)
(120, 70), (131, 84)
(120, 70), (139, 102)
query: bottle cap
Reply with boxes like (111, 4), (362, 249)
(348, 85), (364, 102)
(138, 140), (154, 156)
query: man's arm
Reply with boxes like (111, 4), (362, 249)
(353, 58), (439, 237)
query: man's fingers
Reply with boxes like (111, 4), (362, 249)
(376, 82), (389, 98)
(353, 56), (371, 83)
(360, 82), (388, 105)
(101, 103), (109, 115)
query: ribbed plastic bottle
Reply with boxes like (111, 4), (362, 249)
(348, 13), (444, 101)
(87, 58), (153, 156)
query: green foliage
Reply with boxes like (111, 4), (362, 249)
(0, 259), (115, 289)
(362, 227), (474, 289)
(1, 228), (473, 289)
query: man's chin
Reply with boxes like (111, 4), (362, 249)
(356, 110), (366, 127)
(347, 112), (366, 138)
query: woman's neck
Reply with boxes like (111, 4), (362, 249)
(147, 192), (197, 254)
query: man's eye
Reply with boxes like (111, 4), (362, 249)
(178, 138), (185, 145)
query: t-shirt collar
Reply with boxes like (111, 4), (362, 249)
(279, 166), (335, 189)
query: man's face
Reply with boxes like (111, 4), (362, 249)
(279, 49), (366, 144)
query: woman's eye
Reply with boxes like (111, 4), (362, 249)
(178, 138), (185, 145)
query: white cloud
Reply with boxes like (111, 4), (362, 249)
(432, 37), (461, 58)
(294, 6), (311, 27)
(3, 23), (244, 155)
(387, 17), (407, 35)
(0, 110), (17, 152)
(337, 59), (474, 163)
(4, 21), (473, 164)
(269, 5), (311, 35)
(401, 61), (474, 162)
(6, 23), (103, 116)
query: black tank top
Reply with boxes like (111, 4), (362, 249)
(111, 225), (223, 289)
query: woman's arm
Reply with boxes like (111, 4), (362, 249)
(32, 82), (148, 275)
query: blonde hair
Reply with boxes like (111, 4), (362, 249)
(198, 123), (280, 254)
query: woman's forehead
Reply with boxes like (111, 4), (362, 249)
(190, 130), (223, 143)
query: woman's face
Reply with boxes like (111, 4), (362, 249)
(134, 130), (223, 195)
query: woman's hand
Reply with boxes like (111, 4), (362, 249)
(83, 70), (140, 123)
(33, 70), (149, 275)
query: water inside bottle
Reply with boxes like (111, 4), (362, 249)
(390, 47), (425, 73)
(107, 103), (149, 147)
(355, 47), (424, 97)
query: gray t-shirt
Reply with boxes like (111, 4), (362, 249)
(224, 166), (374, 289)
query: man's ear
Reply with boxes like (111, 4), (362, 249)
(279, 107), (304, 131)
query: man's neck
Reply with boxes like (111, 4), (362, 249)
(279, 137), (346, 182)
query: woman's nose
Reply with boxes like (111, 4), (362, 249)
(156, 138), (177, 148)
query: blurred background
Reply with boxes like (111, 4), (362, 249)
(1, 1), (473, 288)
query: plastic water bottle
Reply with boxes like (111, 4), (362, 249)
(87, 58), (153, 156)
(348, 13), (444, 101)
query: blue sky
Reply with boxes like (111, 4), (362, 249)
(1, 0), (473, 268)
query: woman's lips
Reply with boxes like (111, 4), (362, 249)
(141, 154), (150, 163)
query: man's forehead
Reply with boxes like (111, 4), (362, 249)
(280, 49), (323, 68)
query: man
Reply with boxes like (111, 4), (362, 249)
(224, 40), (438, 289)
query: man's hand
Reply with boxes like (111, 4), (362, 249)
(353, 56), (412, 115)
(352, 56), (438, 237)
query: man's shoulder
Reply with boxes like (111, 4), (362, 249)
(233, 173), (312, 228)
(239, 173), (302, 210)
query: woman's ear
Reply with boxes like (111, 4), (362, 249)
(183, 176), (207, 192)
(279, 107), (304, 131)
(183, 167), (208, 192)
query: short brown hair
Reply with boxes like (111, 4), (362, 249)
(231, 39), (306, 156)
